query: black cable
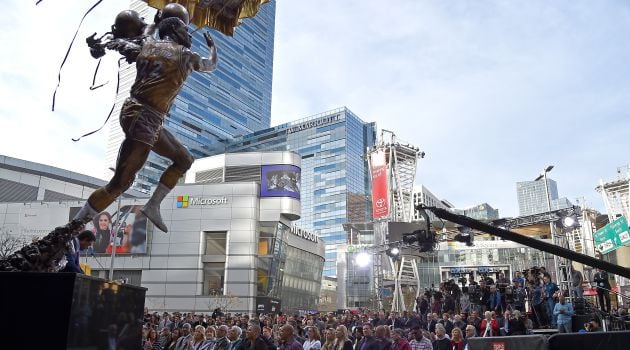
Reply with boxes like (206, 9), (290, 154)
(420, 205), (630, 280)
(72, 57), (122, 142)
(51, 0), (104, 111)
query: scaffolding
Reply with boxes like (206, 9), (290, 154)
(596, 164), (630, 288)
(366, 130), (423, 311)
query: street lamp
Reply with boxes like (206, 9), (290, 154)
(108, 167), (122, 281)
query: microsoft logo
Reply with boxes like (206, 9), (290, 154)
(177, 196), (189, 208)
(176, 195), (228, 208)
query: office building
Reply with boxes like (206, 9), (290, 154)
(0, 152), (324, 314)
(452, 202), (500, 221)
(216, 107), (377, 277)
(516, 179), (572, 216)
(104, 0), (276, 193)
(412, 184), (452, 223)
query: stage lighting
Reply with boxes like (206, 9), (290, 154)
(386, 246), (401, 260)
(562, 215), (577, 228)
(355, 252), (370, 267)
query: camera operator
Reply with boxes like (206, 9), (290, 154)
(583, 318), (602, 332)
(487, 285), (504, 315)
(542, 275), (559, 328)
(432, 287), (444, 315)
(513, 271), (526, 290)
(479, 280), (490, 314)
(528, 281), (548, 328)
(593, 268), (612, 313)
(510, 280), (526, 312)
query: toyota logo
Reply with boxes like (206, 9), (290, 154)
(375, 198), (386, 208)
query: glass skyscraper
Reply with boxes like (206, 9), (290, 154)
(216, 108), (377, 276)
(105, 0), (276, 192)
(516, 179), (572, 216)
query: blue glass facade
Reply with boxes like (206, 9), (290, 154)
(131, 1), (276, 192)
(217, 108), (376, 277)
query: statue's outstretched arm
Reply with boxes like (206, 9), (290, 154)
(105, 38), (143, 63)
(191, 31), (218, 72)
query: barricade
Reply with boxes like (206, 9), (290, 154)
(468, 334), (547, 350)
(547, 330), (630, 350)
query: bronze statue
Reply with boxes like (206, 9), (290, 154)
(0, 3), (216, 272)
(76, 3), (218, 233)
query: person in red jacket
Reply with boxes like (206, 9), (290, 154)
(450, 328), (465, 350)
(479, 311), (499, 337)
(391, 329), (411, 350)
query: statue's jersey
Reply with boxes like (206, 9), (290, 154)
(131, 39), (194, 114)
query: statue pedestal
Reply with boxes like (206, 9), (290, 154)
(0, 272), (146, 349)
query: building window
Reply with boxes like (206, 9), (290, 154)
(205, 231), (227, 255)
(203, 262), (225, 295)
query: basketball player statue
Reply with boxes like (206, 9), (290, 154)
(76, 3), (217, 233)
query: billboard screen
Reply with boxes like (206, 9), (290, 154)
(69, 204), (148, 255)
(260, 165), (301, 199)
(370, 150), (389, 219)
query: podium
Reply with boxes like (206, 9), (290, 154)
(0, 272), (147, 349)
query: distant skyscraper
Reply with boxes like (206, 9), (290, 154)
(104, 0), (276, 192)
(412, 184), (452, 222)
(517, 178), (571, 216)
(452, 203), (500, 221)
(216, 107), (377, 277)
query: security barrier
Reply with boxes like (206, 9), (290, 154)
(547, 330), (630, 350)
(468, 335), (547, 350)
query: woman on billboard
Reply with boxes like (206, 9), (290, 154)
(92, 212), (112, 253)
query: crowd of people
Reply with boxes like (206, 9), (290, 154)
(416, 266), (628, 334)
(139, 292), (629, 350)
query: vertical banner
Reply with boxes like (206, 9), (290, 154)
(370, 150), (389, 219)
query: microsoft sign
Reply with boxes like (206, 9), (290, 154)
(594, 216), (630, 254)
(177, 196), (228, 208)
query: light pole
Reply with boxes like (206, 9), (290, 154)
(534, 165), (562, 291)
(108, 167), (122, 281)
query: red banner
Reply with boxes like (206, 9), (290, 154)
(370, 150), (389, 219)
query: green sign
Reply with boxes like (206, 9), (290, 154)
(593, 216), (630, 254)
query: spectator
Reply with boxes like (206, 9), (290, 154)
(463, 325), (476, 350)
(479, 312), (498, 337)
(60, 230), (95, 273)
(190, 325), (207, 350)
(409, 329), (432, 350)
(438, 314), (453, 336)
(280, 325), (304, 350)
(303, 327), (322, 350)
(334, 325), (353, 350)
(164, 328), (180, 350)
(356, 324), (377, 350)
(432, 324), (450, 350)
(321, 328), (336, 350)
(213, 325), (230, 350)
(204, 326), (217, 350)
(391, 329), (411, 350)
(229, 326), (244, 350)
(543, 275), (559, 328)
(507, 311), (526, 336)
(594, 269), (612, 313)
(450, 328), (464, 350)
(571, 266), (584, 299)
(174, 323), (192, 350)
(584, 318), (602, 332)
(553, 294), (574, 333)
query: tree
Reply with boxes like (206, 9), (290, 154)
(0, 228), (29, 259)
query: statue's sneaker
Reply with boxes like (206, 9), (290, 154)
(141, 204), (168, 233)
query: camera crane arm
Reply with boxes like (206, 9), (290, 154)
(419, 205), (630, 280)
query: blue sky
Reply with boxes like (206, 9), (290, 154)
(1, 0), (629, 217)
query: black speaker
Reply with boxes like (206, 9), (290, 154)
(574, 297), (586, 315)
